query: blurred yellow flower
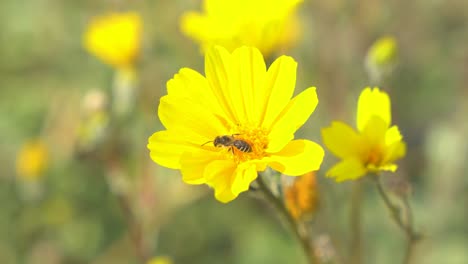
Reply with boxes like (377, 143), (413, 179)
(321, 88), (406, 182)
(147, 256), (172, 264)
(365, 36), (398, 82)
(83, 12), (142, 70)
(16, 140), (49, 181)
(284, 171), (319, 220)
(148, 46), (324, 203)
(367, 36), (397, 66)
(181, 0), (302, 57)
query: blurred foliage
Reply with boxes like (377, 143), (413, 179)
(1, 0), (468, 264)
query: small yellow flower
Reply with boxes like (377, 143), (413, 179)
(284, 171), (319, 220)
(83, 12), (142, 70)
(148, 46), (324, 203)
(147, 256), (172, 264)
(16, 140), (49, 181)
(367, 36), (397, 66)
(181, 0), (302, 57)
(321, 88), (406, 181)
(365, 36), (398, 82)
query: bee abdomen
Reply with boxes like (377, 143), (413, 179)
(233, 140), (252, 152)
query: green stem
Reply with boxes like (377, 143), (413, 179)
(374, 176), (420, 264)
(350, 181), (363, 264)
(256, 175), (320, 264)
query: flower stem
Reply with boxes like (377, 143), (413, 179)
(350, 181), (363, 264)
(374, 176), (420, 264)
(256, 175), (320, 264)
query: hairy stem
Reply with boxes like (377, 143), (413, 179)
(256, 175), (320, 264)
(374, 176), (420, 264)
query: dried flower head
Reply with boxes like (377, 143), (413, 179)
(284, 171), (319, 220)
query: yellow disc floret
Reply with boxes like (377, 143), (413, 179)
(230, 125), (269, 163)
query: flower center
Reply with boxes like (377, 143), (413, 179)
(364, 147), (383, 170)
(227, 125), (269, 163)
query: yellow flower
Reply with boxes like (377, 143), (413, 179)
(367, 36), (397, 67)
(365, 36), (398, 82)
(83, 12), (142, 70)
(147, 46), (324, 203)
(321, 88), (406, 182)
(284, 171), (319, 220)
(147, 256), (172, 264)
(181, 0), (302, 57)
(16, 140), (49, 181)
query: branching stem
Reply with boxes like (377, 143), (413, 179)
(374, 176), (420, 264)
(256, 175), (320, 264)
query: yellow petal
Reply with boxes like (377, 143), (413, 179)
(326, 158), (367, 182)
(204, 46), (239, 124)
(267, 87), (318, 152)
(382, 140), (406, 164)
(148, 130), (201, 170)
(158, 95), (228, 143)
(321, 121), (363, 159)
(230, 47), (267, 125)
(357, 87), (391, 132)
(361, 115), (388, 147)
(231, 163), (258, 196)
(167, 68), (228, 121)
(260, 55), (297, 129)
(378, 163), (398, 172)
(179, 150), (224, 184)
(385, 125), (403, 145)
(267, 140), (324, 176)
(204, 160), (239, 203)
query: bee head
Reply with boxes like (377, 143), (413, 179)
(213, 135), (233, 147)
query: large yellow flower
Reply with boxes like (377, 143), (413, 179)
(321, 88), (406, 182)
(181, 0), (302, 57)
(83, 12), (142, 70)
(147, 46), (324, 203)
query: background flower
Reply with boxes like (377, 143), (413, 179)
(180, 0), (302, 57)
(284, 171), (319, 220)
(321, 87), (406, 181)
(365, 36), (399, 83)
(83, 12), (142, 70)
(16, 139), (49, 181)
(148, 46), (324, 203)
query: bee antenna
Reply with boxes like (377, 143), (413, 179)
(201, 140), (213, 146)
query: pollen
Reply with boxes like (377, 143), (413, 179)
(230, 125), (269, 163)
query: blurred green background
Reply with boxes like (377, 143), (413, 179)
(1, 0), (467, 263)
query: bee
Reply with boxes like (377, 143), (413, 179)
(202, 135), (252, 153)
